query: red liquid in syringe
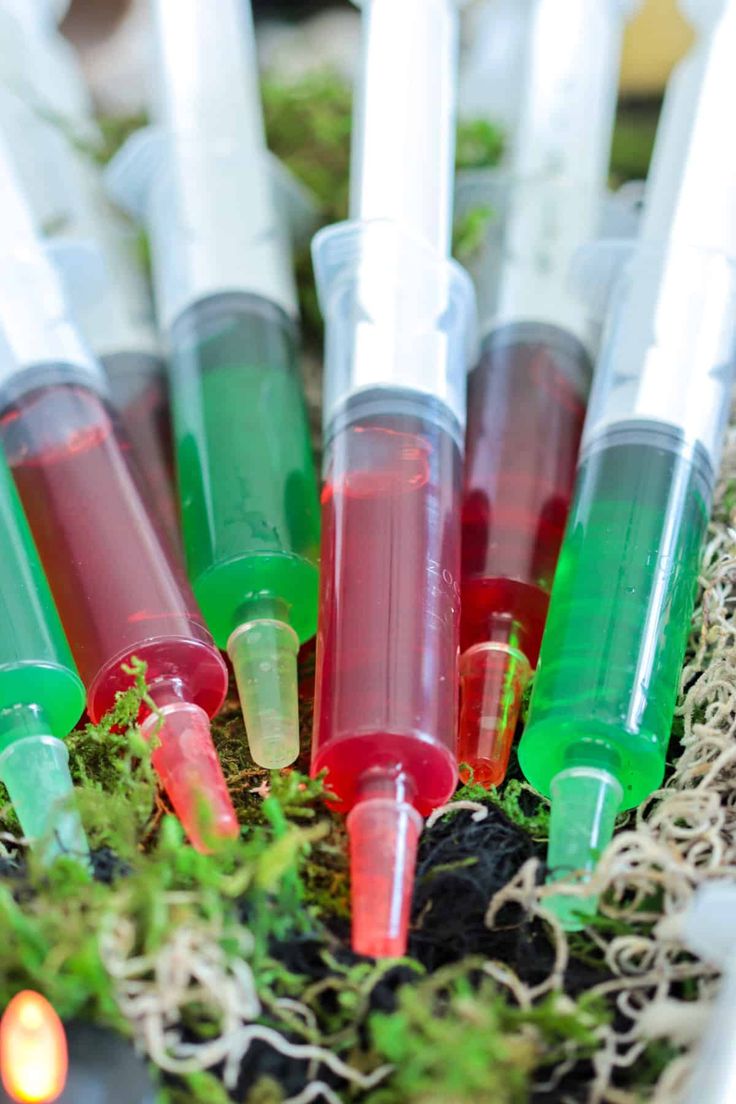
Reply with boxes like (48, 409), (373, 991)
(313, 394), (461, 957)
(460, 325), (589, 787)
(0, 381), (236, 849)
(105, 354), (180, 554)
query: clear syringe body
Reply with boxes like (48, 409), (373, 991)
(0, 4), (178, 549)
(519, 0), (736, 929)
(457, 0), (636, 787)
(169, 292), (320, 768)
(0, 125), (237, 854)
(0, 443), (87, 861)
(459, 324), (591, 785)
(0, 368), (238, 854)
(108, 0), (320, 770)
(311, 0), (475, 958)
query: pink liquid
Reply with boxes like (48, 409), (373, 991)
(114, 374), (180, 555)
(0, 384), (227, 722)
(462, 329), (588, 648)
(459, 327), (588, 781)
(312, 405), (461, 816)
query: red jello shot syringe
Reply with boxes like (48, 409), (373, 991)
(455, 0), (638, 785)
(0, 131), (237, 853)
(311, 0), (475, 957)
(0, 4), (179, 549)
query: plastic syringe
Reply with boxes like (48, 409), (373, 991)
(0, 447), (87, 863)
(0, 132), (238, 853)
(0, 1), (178, 549)
(106, 0), (320, 770)
(310, 0), (475, 957)
(458, 0), (527, 141)
(458, 1), (638, 787)
(518, 0), (736, 929)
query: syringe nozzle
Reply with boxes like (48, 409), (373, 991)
(458, 642), (532, 788)
(142, 702), (239, 852)
(0, 735), (89, 864)
(228, 619), (300, 769)
(545, 766), (623, 930)
(347, 794), (423, 958)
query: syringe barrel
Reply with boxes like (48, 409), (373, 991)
(168, 291), (320, 649)
(582, 244), (736, 473)
(456, 0), (637, 345)
(312, 388), (461, 814)
(0, 2), (159, 362)
(0, 449), (84, 743)
(0, 130), (105, 392)
(519, 421), (712, 809)
(0, 370), (227, 723)
(458, 0), (529, 134)
(350, 0), (460, 255)
(313, 220), (475, 441)
(582, 1), (736, 463)
(459, 323), (590, 784)
(139, 0), (296, 329)
(505, 0), (635, 183)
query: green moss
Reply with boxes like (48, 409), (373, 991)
(456, 119), (505, 171)
(453, 204), (495, 263)
(263, 72), (353, 226)
(721, 478), (736, 518)
(167, 1071), (233, 1104)
(369, 969), (607, 1104)
(95, 113), (149, 166)
(453, 777), (550, 839)
(610, 101), (660, 185)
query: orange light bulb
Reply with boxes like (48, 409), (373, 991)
(0, 991), (67, 1103)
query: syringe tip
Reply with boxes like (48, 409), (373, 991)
(545, 766), (623, 930)
(458, 643), (531, 787)
(228, 618), (300, 769)
(0, 735), (89, 864)
(347, 796), (423, 958)
(143, 702), (239, 853)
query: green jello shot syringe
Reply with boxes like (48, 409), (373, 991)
(107, 0), (320, 768)
(518, 0), (736, 928)
(0, 448), (87, 862)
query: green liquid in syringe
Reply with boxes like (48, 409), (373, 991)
(520, 422), (710, 810)
(0, 451), (86, 857)
(170, 292), (320, 766)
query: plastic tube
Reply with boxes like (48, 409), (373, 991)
(106, 0), (320, 769)
(313, 389), (463, 956)
(459, 324), (590, 784)
(168, 293), (319, 768)
(311, 0), (475, 957)
(518, 0), (736, 928)
(458, 0), (528, 138)
(457, 0), (640, 343)
(456, 1), (638, 786)
(0, 3), (178, 547)
(0, 135), (236, 853)
(0, 452), (87, 862)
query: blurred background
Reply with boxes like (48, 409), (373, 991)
(60, 0), (693, 115)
